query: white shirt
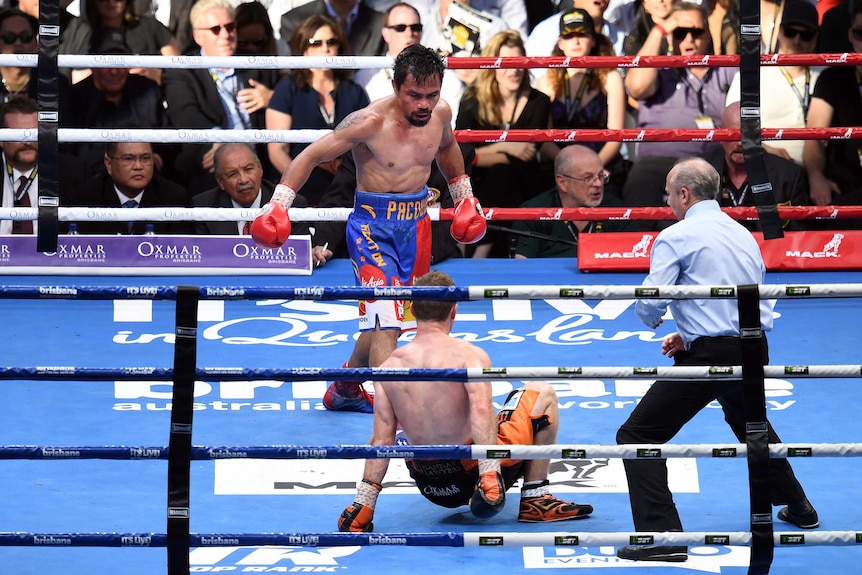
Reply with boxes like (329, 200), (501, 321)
(0, 161), (38, 235)
(725, 66), (822, 164)
(636, 200), (773, 345)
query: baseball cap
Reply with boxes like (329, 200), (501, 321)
(781, 1), (819, 30)
(89, 27), (133, 55)
(559, 8), (595, 37)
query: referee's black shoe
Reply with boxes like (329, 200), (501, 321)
(777, 500), (820, 529)
(616, 545), (688, 562)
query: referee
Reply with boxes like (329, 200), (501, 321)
(615, 157), (819, 563)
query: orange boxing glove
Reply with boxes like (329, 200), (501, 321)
(470, 470), (506, 518)
(338, 479), (381, 532)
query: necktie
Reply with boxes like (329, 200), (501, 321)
(123, 199), (138, 233)
(12, 175), (32, 234)
(242, 221), (251, 235)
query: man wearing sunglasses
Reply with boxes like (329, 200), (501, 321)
(803, 0), (862, 220)
(725, 0), (820, 165)
(162, 0), (280, 196)
(621, 1), (734, 216)
(280, 0), (385, 56)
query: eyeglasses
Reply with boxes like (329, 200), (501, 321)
(110, 154), (153, 166)
(851, 28), (862, 41)
(561, 171), (610, 185)
(671, 27), (707, 42)
(782, 26), (817, 42)
(238, 37), (268, 49)
(197, 22), (236, 36)
(0, 31), (35, 45)
(308, 37), (340, 47)
(386, 23), (423, 33)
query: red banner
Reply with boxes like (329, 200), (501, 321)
(578, 231), (861, 272)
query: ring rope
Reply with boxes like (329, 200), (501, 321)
(2, 205), (861, 223)
(2, 126), (860, 144)
(2, 364), (860, 381)
(0, 283), (857, 300)
(2, 443), (861, 460)
(2, 52), (859, 70)
(1, 530), (859, 547)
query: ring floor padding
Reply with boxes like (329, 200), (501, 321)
(1, 258), (861, 574)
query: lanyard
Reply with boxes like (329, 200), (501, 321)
(211, 70), (251, 129)
(675, 68), (712, 115)
(564, 220), (595, 243)
(563, 70), (591, 124)
(502, 90), (521, 129)
(779, 66), (810, 120)
(6, 157), (37, 202)
(721, 172), (749, 206)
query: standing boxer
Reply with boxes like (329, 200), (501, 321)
(251, 44), (486, 412)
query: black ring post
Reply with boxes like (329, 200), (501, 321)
(737, 284), (773, 574)
(36, 0), (60, 252)
(167, 286), (199, 574)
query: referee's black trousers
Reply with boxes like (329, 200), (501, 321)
(616, 336), (810, 532)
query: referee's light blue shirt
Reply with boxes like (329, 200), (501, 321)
(635, 200), (774, 347)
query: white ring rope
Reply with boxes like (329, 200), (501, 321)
(465, 443), (862, 459)
(466, 365), (862, 379)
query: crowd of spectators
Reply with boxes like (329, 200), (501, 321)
(1, 0), (858, 255)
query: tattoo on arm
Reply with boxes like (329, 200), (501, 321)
(335, 110), (361, 132)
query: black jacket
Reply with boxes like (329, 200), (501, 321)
(191, 179), (311, 236)
(280, 0), (385, 56)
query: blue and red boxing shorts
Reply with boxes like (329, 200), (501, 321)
(346, 188), (432, 331)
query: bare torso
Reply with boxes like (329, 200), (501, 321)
(351, 95), (451, 194)
(376, 329), (491, 445)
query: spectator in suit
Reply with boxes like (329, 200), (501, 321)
(280, 0), (385, 56)
(192, 143), (310, 236)
(133, 0), (195, 54)
(69, 27), (170, 178)
(705, 102), (809, 231)
(65, 141), (194, 235)
(162, 0), (280, 196)
(0, 95), (38, 235)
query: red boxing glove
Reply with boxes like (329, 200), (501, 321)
(450, 196), (486, 244)
(470, 470), (506, 518)
(338, 502), (375, 532)
(250, 201), (291, 248)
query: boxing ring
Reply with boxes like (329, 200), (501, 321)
(4, 12), (862, 573)
(3, 259), (862, 575)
